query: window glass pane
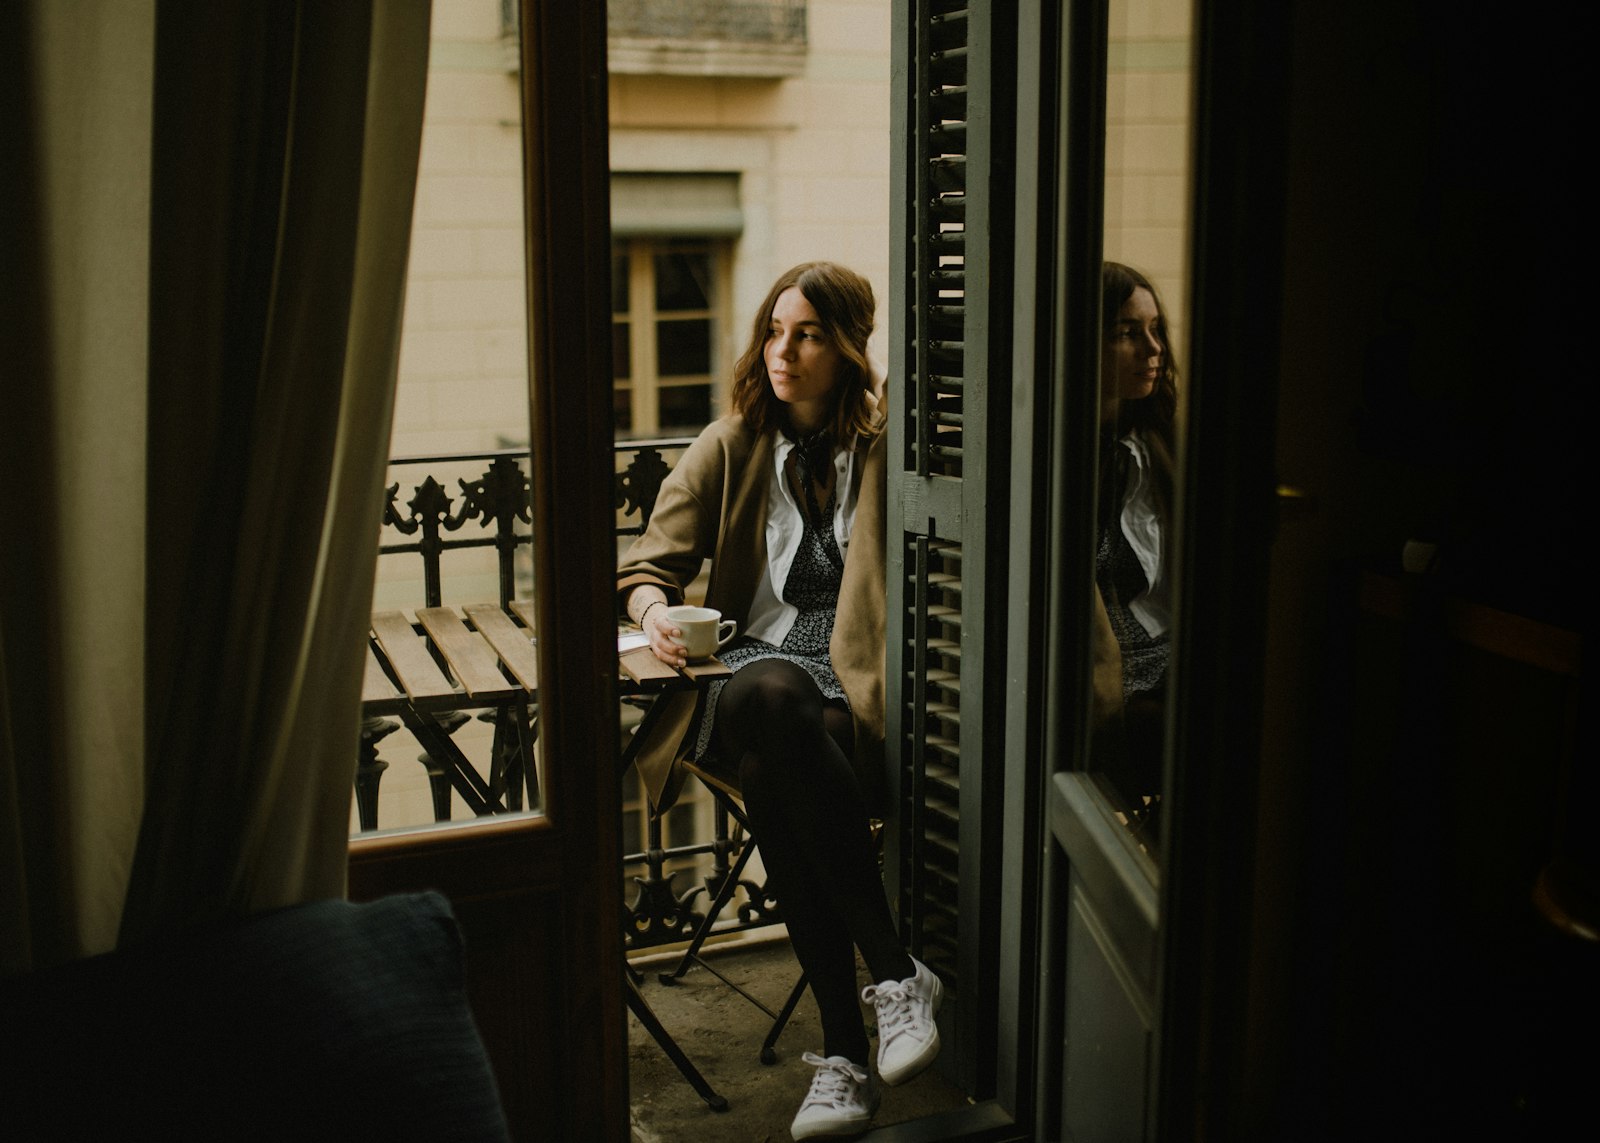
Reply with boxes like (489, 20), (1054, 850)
(363, 7), (543, 835)
(658, 385), (711, 434)
(613, 320), (631, 380)
(665, 803), (696, 847)
(653, 250), (712, 311)
(613, 387), (634, 435)
(612, 251), (629, 312)
(656, 318), (710, 377)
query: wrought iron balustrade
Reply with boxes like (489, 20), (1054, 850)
(367, 438), (777, 953)
(376, 436), (694, 608)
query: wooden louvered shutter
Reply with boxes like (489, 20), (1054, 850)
(886, 0), (1015, 1095)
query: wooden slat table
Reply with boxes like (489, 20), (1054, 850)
(368, 608), (519, 817)
(620, 645), (732, 687)
(361, 646), (407, 717)
(362, 602), (728, 828)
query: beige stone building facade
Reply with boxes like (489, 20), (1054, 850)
(1104, 0), (1194, 352)
(371, 1), (898, 830)
(389, 0), (893, 462)
(387, 0), (1191, 458)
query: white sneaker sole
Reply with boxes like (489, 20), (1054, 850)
(791, 1110), (876, 1140)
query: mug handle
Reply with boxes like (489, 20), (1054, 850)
(715, 619), (737, 649)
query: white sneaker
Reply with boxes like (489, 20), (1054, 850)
(862, 956), (943, 1086)
(790, 1052), (880, 1140)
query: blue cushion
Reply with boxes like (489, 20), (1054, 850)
(1, 891), (510, 1141)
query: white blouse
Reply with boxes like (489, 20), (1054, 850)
(743, 433), (861, 646)
(1116, 430), (1170, 639)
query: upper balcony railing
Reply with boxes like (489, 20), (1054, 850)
(501, 0), (807, 78)
(373, 436), (694, 613)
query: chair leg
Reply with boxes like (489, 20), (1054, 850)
(625, 974), (729, 1112)
(657, 819), (759, 985)
(761, 971), (809, 1065)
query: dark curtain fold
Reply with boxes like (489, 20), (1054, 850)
(0, 0), (71, 968)
(2, 0), (160, 971)
(0, 0), (438, 957)
(123, 0), (431, 942)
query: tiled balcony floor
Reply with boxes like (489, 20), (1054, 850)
(628, 935), (970, 1142)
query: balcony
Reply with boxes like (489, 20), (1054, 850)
(501, 0), (808, 78)
(364, 441), (724, 935)
(363, 441), (967, 1135)
(610, 0), (806, 78)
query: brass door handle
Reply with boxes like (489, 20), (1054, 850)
(1275, 484), (1317, 517)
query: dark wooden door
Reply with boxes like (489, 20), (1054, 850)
(350, 4), (624, 1140)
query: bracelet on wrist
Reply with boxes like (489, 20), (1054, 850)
(639, 600), (666, 628)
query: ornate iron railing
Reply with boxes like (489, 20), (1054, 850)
(366, 439), (773, 952)
(376, 436), (693, 607)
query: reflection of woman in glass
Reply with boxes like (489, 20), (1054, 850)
(619, 262), (941, 1139)
(1096, 262), (1177, 810)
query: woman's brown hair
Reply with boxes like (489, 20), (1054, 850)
(1102, 261), (1179, 514)
(730, 261), (882, 444)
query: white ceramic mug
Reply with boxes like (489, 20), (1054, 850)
(663, 605), (737, 661)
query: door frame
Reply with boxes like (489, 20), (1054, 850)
(349, 3), (623, 1140)
(1018, 0), (1112, 1133)
(1152, 0), (1292, 1136)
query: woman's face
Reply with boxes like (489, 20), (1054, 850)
(1101, 286), (1164, 410)
(765, 286), (844, 428)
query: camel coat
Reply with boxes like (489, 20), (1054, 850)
(618, 409), (887, 811)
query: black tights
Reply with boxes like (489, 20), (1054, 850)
(713, 659), (913, 1066)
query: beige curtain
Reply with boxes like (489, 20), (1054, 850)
(1, 0), (431, 972)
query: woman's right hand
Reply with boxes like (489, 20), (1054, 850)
(640, 601), (687, 669)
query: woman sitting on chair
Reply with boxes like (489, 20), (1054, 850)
(1094, 261), (1178, 821)
(619, 261), (939, 1139)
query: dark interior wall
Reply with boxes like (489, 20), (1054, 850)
(1277, 3), (1584, 617)
(1253, 4), (1591, 1138)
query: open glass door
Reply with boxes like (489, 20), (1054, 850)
(1034, 0), (1195, 1138)
(885, 2), (1195, 1137)
(348, 4), (625, 1138)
